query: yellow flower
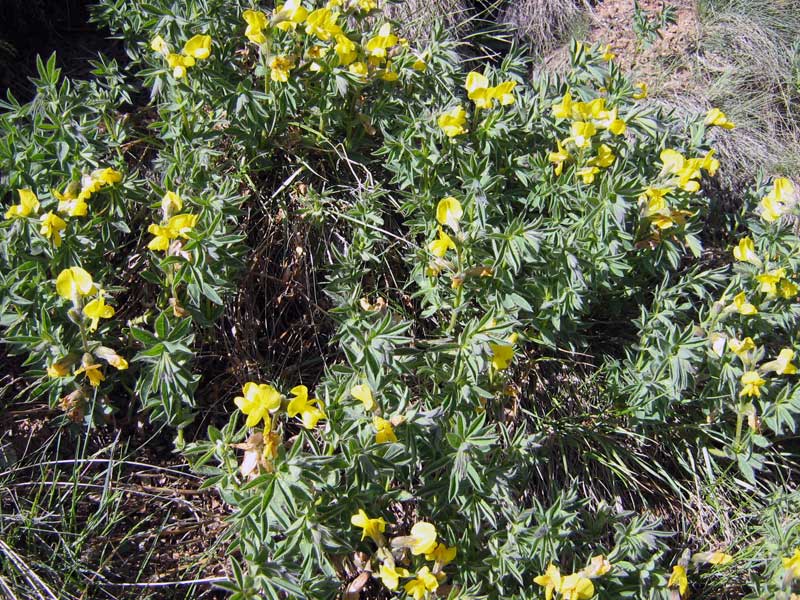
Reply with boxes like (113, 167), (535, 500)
(47, 356), (75, 378)
(731, 292), (758, 315)
(56, 267), (96, 300)
(348, 61), (368, 77)
(763, 348), (798, 375)
(552, 91), (573, 120)
(365, 23), (398, 60)
(632, 81), (648, 99)
(705, 108), (735, 129)
(732, 237), (760, 265)
(373, 416), (397, 443)
(95, 346), (129, 370)
(166, 53), (195, 79)
(759, 178), (795, 223)
(408, 521), (437, 555)
(358, 0), (377, 11)
(534, 564), (562, 600)
(273, 0), (309, 31)
(756, 268), (786, 297)
(425, 542), (457, 565)
(287, 385), (326, 429)
(183, 34), (212, 60)
(549, 140), (570, 176)
(304, 8), (340, 41)
(379, 65), (398, 81)
(333, 34), (357, 66)
(234, 382), (282, 428)
(577, 166), (600, 185)
(740, 370), (766, 398)
(436, 196), (462, 230)
(403, 567), (438, 600)
(667, 565), (688, 597)
(378, 563), (409, 590)
(351, 383), (375, 410)
(464, 71), (493, 110)
(728, 337), (755, 358)
(150, 35), (169, 54)
(596, 106), (626, 135)
(5, 189), (39, 219)
(491, 80), (516, 105)
(269, 55), (295, 83)
(412, 57), (427, 71)
(490, 342), (514, 370)
(161, 190), (183, 215)
(583, 555), (612, 578)
(75, 362), (105, 387)
(91, 167), (122, 186)
(659, 148), (685, 176)
(560, 573), (594, 600)
(39, 212), (67, 247)
(700, 149), (720, 176)
(243, 9), (268, 44)
(428, 226), (456, 258)
(780, 278), (799, 299)
(783, 549), (800, 578)
(570, 121), (596, 149)
(589, 144), (615, 168)
(691, 551), (734, 565)
(83, 294), (115, 332)
(147, 213), (199, 251)
(437, 105), (467, 138)
(600, 43), (615, 61)
(350, 509), (386, 543)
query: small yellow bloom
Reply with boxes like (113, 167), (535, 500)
(403, 566), (438, 600)
(273, 0), (309, 31)
(95, 346), (129, 370)
(756, 268), (786, 297)
(166, 53), (195, 78)
(269, 55), (295, 83)
(740, 370), (766, 398)
(47, 356), (75, 378)
(287, 385), (326, 429)
(705, 108), (735, 129)
(667, 565), (688, 597)
(147, 213), (199, 252)
(425, 542), (457, 565)
(83, 294), (115, 332)
(243, 9), (268, 44)
(437, 105), (467, 138)
(600, 43), (615, 61)
(75, 357), (105, 387)
(577, 166), (600, 184)
(365, 23), (398, 59)
(534, 564), (562, 600)
(552, 91), (573, 120)
(549, 140), (570, 176)
(783, 548), (800, 578)
(632, 81), (648, 99)
(732, 237), (760, 265)
(412, 57), (427, 71)
(659, 148), (685, 176)
(584, 555), (611, 578)
(5, 189), (40, 219)
(351, 383), (375, 410)
(150, 35), (169, 54)
(334, 34), (357, 66)
(408, 521), (438, 555)
(589, 144), (615, 168)
(490, 342), (514, 370)
(759, 178), (795, 223)
(731, 292), (758, 315)
(560, 573), (594, 600)
(56, 267), (96, 300)
(779, 278), (798, 299)
(39, 212), (67, 247)
(596, 106), (626, 135)
(491, 80), (516, 106)
(700, 149), (720, 176)
(350, 509), (386, 543)
(348, 61), (368, 77)
(465, 71), (493, 110)
(570, 121), (596, 149)
(378, 563), (409, 590)
(428, 226), (456, 258)
(183, 34), (212, 60)
(234, 382), (282, 428)
(304, 8), (341, 41)
(728, 337), (755, 358)
(373, 416), (397, 443)
(763, 348), (798, 375)
(691, 551), (734, 565)
(436, 196), (462, 230)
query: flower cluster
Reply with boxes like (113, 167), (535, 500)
(759, 177), (796, 223)
(147, 191), (199, 254)
(49, 267), (127, 392)
(350, 513), (457, 599)
(150, 33), (212, 79)
(534, 556), (611, 600)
